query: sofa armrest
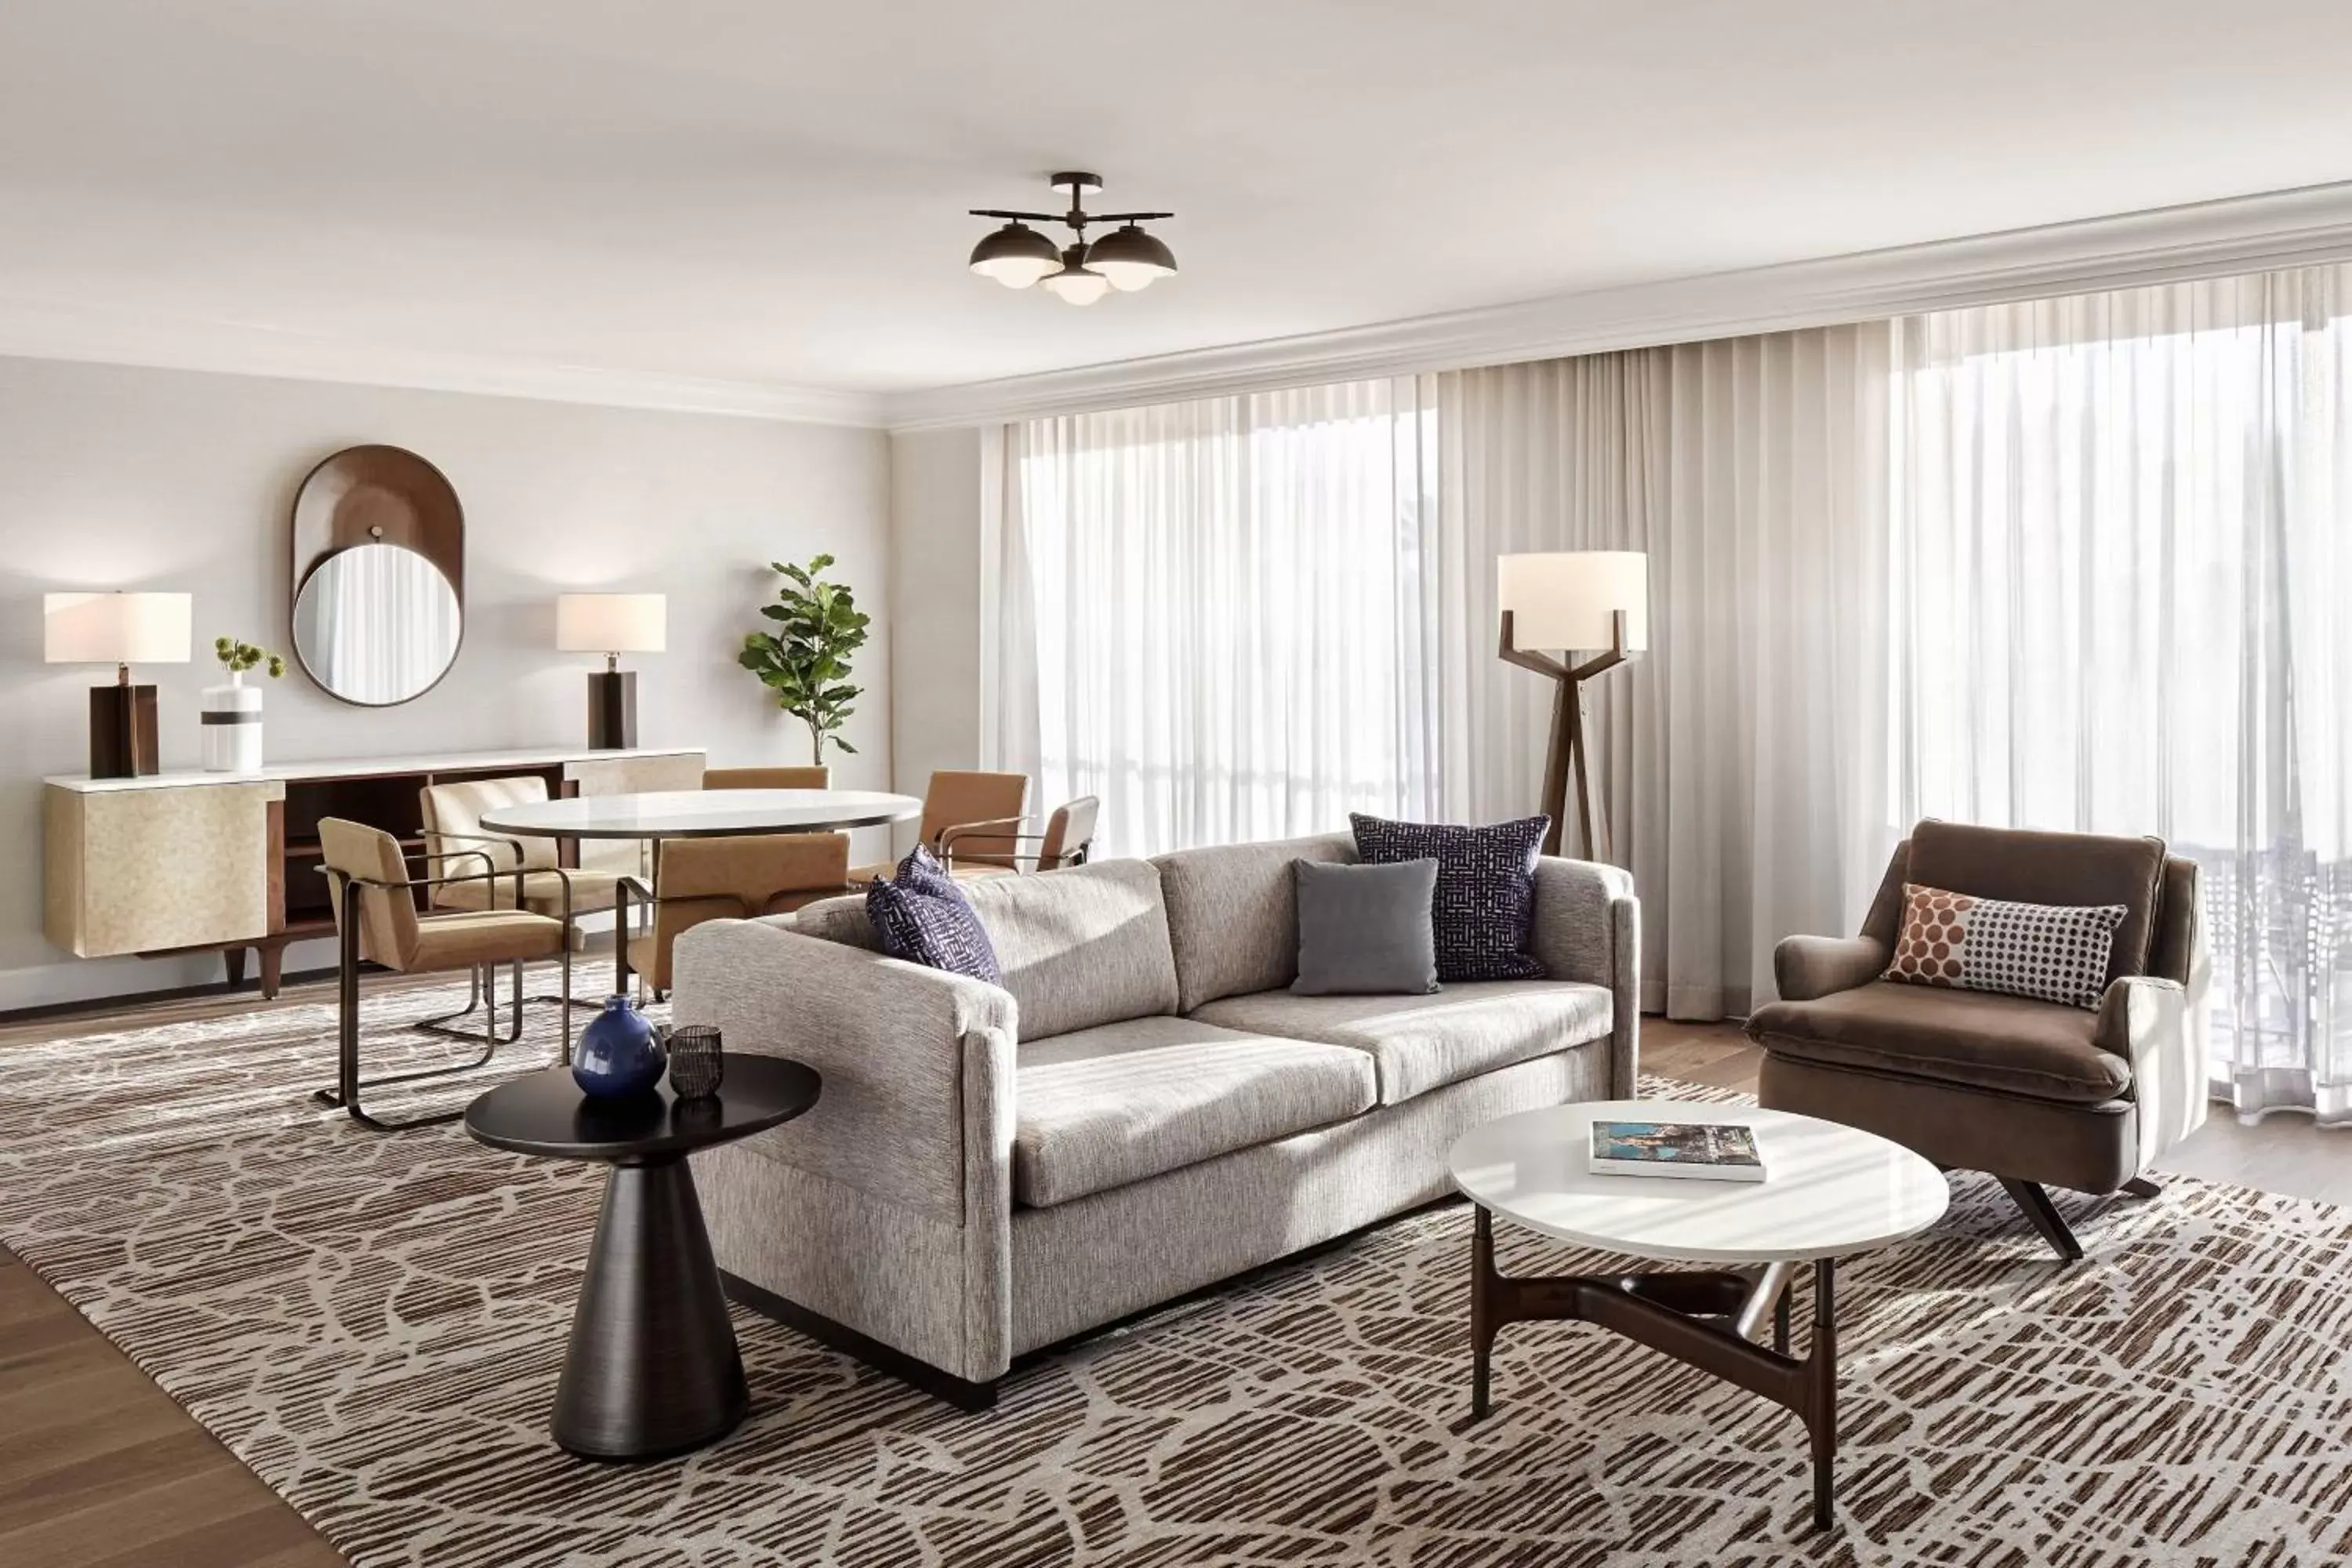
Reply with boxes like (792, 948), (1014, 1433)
(2096, 972), (2209, 1170)
(1773, 935), (1889, 1003)
(1531, 857), (1640, 1097)
(670, 918), (1018, 1227)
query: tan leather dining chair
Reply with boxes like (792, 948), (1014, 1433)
(702, 765), (830, 789)
(851, 769), (1030, 881)
(315, 817), (574, 1132)
(619, 832), (853, 994)
(419, 775), (626, 919)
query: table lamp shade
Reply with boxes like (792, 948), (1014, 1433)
(44, 592), (194, 666)
(1496, 553), (1649, 653)
(557, 593), (666, 655)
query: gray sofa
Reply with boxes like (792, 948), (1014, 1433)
(671, 830), (1639, 1406)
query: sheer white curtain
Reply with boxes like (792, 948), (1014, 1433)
(1889, 265), (2352, 1122)
(988, 378), (1439, 858)
(1437, 328), (1893, 1017)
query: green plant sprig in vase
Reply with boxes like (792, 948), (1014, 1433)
(739, 554), (870, 764)
(204, 636), (287, 773)
(213, 636), (288, 682)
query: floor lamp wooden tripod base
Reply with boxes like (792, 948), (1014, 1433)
(1499, 608), (1633, 862)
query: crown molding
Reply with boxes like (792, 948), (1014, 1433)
(884, 180), (2352, 430)
(0, 299), (889, 427)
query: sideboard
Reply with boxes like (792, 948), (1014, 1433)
(44, 746), (705, 996)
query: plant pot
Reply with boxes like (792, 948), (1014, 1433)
(201, 673), (264, 772)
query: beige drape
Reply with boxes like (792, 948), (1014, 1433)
(1436, 327), (1893, 1018)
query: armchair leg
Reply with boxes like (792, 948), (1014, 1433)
(2122, 1176), (2162, 1199)
(1998, 1178), (2084, 1262)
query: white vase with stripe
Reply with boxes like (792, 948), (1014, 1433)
(200, 672), (265, 772)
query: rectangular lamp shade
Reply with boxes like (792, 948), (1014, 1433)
(1497, 552), (1650, 653)
(43, 591), (194, 665)
(556, 593), (666, 655)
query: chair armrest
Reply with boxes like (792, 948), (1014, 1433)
(670, 920), (1018, 1227)
(1773, 935), (1889, 1003)
(2096, 973), (2208, 1169)
(939, 816), (1032, 868)
(1530, 857), (1640, 1097)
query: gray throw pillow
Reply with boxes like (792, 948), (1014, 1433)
(1292, 858), (1440, 996)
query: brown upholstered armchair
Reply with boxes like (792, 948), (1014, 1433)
(1746, 820), (2208, 1261)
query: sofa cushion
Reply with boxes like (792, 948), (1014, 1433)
(1747, 980), (2131, 1105)
(866, 846), (1003, 983)
(1013, 1016), (1377, 1207)
(785, 859), (1179, 1040)
(1190, 981), (1611, 1105)
(1291, 858), (1439, 996)
(1152, 833), (1356, 1011)
(1350, 814), (1548, 982)
(1904, 820), (2165, 988)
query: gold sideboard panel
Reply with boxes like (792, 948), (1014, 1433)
(45, 782), (281, 957)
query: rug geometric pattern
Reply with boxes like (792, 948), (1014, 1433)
(1, 984), (2346, 1566)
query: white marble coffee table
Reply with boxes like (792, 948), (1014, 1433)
(1448, 1099), (1948, 1531)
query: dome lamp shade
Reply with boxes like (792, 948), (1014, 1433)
(1085, 223), (1177, 292)
(968, 221), (1060, 289)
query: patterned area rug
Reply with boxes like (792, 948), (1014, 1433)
(1, 985), (2346, 1567)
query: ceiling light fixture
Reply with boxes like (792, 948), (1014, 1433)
(967, 172), (1175, 304)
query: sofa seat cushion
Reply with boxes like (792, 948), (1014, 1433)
(1747, 980), (2131, 1105)
(1014, 1016), (1376, 1207)
(1189, 981), (1612, 1105)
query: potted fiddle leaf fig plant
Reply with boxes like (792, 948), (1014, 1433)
(203, 636), (287, 773)
(739, 554), (870, 764)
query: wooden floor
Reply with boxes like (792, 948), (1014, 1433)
(2, 994), (2348, 1566)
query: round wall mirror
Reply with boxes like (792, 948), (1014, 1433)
(292, 543), (463, 706)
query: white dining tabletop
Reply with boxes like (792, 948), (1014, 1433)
(1449, 1099), (1949, 1265)
(477, 788), (923, 840)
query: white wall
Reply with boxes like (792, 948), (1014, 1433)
(1, 354), (891, 1010)
(887, 425), (986, 837)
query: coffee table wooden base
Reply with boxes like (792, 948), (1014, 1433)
(1467, 1205), (1840, 1532)
(554, 1156), (747, 1461)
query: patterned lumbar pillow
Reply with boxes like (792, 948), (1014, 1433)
(866, 846), (1002, 984)
(1882, 882), (2125, 1010)
(1349, 813), (1549, 982)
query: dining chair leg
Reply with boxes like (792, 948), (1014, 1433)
(313, 913), (477, 1133)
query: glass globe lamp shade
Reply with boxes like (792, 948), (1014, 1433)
(1040, 260), (1111, 307)
(1086, 223), (1178, 292)
(968, 222), (1060, 288)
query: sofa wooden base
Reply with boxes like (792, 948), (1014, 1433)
(721, 1271), (1001, 1411)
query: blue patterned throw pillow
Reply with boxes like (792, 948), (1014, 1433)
(1349, 814), (1549, 982)
(866, 846), (1002, 984)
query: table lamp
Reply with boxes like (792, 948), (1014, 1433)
(45, 591), (194, 779)
(557, 593), (665, 749)
(1496, 552), (1648, 861)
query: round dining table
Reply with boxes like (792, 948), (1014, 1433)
(478, 788), (923, 992)
(477, 788), (922, 842)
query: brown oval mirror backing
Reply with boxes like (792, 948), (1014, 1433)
(289, 445), (465, 706)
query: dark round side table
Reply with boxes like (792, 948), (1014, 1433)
(464, 1055), (821, 1461)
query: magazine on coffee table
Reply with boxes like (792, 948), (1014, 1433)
(1588, 1120), (1766, 1181)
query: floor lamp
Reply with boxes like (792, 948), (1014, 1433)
(1496, 552), (1649, 861)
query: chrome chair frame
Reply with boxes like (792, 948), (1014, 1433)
(939, 815), (1094, 873)
(313, 850), (575, 1133)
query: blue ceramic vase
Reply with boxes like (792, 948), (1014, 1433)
(572, 996), (666, 1098)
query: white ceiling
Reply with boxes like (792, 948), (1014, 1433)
(4, 0), (2351, 406)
